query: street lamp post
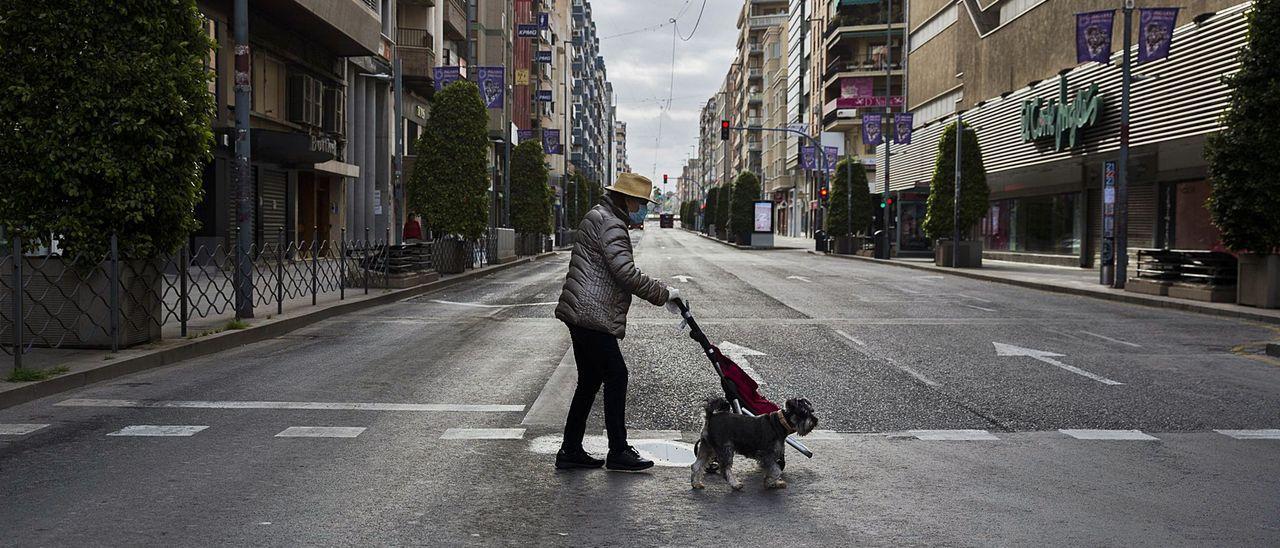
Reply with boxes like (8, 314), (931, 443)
(1114, 0), (1134, 289)
(879, 0), (894, 260)
(953, 110), (963, 268)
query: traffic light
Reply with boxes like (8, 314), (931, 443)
(819, 186), (829, 200)
(663, 174), (668, 186)
(720, 120), (730, 140)
(880, 196), (895, 208)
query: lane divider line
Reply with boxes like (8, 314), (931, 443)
(275, 426), (366, 438)
(107, 425), (208, 437)
(905, 429), (1000, 441)
(429, 299), (559, 309)
(1059, 429), (1159, 441)
(1079, 331), (1143, 348)
(1215, 429), (1280, 440)
(0, 423), (50, 435)
(440, 428), (525, 440)
(58, 399), (525, 413)
(835, 330), (940, 387)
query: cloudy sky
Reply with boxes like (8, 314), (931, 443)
(591, 0), (741, 193)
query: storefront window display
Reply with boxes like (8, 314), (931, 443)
(983, 192), (1083, 255)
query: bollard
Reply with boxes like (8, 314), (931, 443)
(277, 228), (285, 316)
(339, 228), (346, 300)
(364, 227), (370, 295)
(384, 228), (390, 290)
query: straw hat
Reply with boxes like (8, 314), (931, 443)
(604, 172), (657, 203)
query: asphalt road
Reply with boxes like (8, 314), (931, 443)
(1, 224), (1277, 546)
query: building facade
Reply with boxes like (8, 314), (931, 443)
(570, 0), (613, 186)
(882, 0), (1248, 266)
(614, 121), (630, 177)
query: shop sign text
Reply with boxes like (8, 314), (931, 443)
(1020, 75), (1103, 151)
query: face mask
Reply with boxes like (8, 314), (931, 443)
(629, 205), (648, 225)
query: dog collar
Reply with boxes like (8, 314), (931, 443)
(772, 410), (796, 434)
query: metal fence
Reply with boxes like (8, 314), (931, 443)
(0, 229), (493, 371)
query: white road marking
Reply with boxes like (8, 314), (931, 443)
(1079, 331), (1143, 348)
(993, 342), (1124, 385)
(803, 430), (844, 440)
(907, 430), (1000, 441)
(955, 293), (991, 303)
(608, 429), (681, 440)
(960, 303), (997, 312)
(275, 426), (366, 438)
(835, 330), (940, 387)
(917, 276), (945, 280)
(671, 275), (693, 283)
(1215, 429), (1280, 440)
(59, 398), (525, 413)
(528, 435), (693, 467)
(0, 424), (50, 435)
(786, 275), (812, 283)
(835, 329), (866, 346)
(440, 428), (525, 440)
(896, 287), (922, 294)
(718, 341), (767, 386)
(429, 299), (558, 309)
(108, 425), (208, 437)
(1059, 429), (1158, 440)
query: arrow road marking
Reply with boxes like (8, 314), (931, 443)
(718, 341), (767, 386)
(786, 275), (812, 283)
(1079, 331), (1142, 348)
(993, 342), (1124, 385)
(671, 275), (693, 283)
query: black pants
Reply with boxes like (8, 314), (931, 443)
(562, 324), (629, 451)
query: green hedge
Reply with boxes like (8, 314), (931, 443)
(923, 122), (990, 241)
(510, 140), (551, 234)
(408, 81), (490, 240)
(1207, 0), (1280, 254)
(714, 185), (731, 233)
(0, 0), (214, 257)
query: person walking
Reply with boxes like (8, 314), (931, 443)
(553, 172), (681, 472)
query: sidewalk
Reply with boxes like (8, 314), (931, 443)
(811, 252), (1280, 325)
(685, 228), (812, 250)
(0, 253), (558, 409)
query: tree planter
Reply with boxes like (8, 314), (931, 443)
(433, 238), (468, 274)
(1237, 254), (1280, 308)
(0, 257), (162, 349)
(935, 240), (983, 268)
(833, 236), (861, 255)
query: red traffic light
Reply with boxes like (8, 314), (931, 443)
(886, 197), (894, 205)
(721, 120), (730, 129)
(663, 174), (668, 185)
(720, 120), (730, 140)
(819, 186), (829, 199)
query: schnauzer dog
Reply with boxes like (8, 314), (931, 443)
(691, 397), (818, 490)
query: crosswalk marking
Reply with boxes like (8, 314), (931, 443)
(441, 428), (526, 440)
(906, 430), (1000, 441)
(275, 427), (366, 438)
(1215, 429), (1280, 440)
(607, 429), (681, 440)
(107, 425), (208, 437)
(57, 398), (525, 413)
(1059, 429), (1158, 441)
(0, 423), (50, 435)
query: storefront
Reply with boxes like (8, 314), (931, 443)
(877, 4), (1247, 268)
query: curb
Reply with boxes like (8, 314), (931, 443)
(0, 252), (559, 411)
(684, 228), (768, 250)
(807, 250), (1280, 325)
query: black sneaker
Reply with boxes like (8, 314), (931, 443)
(605, 446), (654, 472)
(556, 447), (605, 470)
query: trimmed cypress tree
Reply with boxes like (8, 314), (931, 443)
(923, 122), (990, 241)
(1206, 0), (1280, 254)
(510, 140), (551, 235)
(828, 157), (873, 237)
(409, 80), (490, 241)
(730, 171), (761, 237)
(704, 187), (719, 231)
(0, 0), (213, 258)
(714, 185), (731, 234)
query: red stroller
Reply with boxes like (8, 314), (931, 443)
(674, 299), (814, 460)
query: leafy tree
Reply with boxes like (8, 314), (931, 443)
(1206, 0), (1280, 254)
(923, 122), (989, 241)
(510, 140), (551, 234)
(0, 0), (213, 258)
(729, 171), (761, 236)
(714, 185), (731, 233)
(409, 81), (489, 240)
(703, 188), (719, 231)
(828, 157), (873, 237)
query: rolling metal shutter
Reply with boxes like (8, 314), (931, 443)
(1126, 182), (1157, 250)
(258, 168), (288, 248)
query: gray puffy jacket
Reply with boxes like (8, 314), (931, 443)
(555, 198), (669, 338)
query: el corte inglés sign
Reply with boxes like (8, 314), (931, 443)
(1020, 75), (1104, 151)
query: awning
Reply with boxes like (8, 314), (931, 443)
(251, 129), (337, 165)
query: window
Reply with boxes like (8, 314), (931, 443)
(909, 4), (956, 53)
(912, 89), (962, 125)
(251, 53), (286, 119)
(288, 72), (323, 127)
(982, 192), (1083, 255)
(406, 120), (419, 155)
(322, 85), (345, 135)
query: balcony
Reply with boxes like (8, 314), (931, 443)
(747, 140), (763, 152)
(747, 67), (763, 80)
(253, 0), (382, 57)
(747, 13), (789, 30)
(443, 0), (466, 40)
(746, 116), (762, 127)
(824, 4), (905, 38)
(823, 53), (904, 83)
(748, 42), (763, 55)
(396, 28), (437, 96)
(399, 0), (435, 5)
(748, 92), (763, 104)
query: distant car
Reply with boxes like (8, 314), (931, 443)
(659, 214), (674, 228)
(629, 220), (645, 230)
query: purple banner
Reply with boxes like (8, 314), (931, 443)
(800, 146), (817, 171)
(433, 66), (464, 91)
(824, 147), (839, 174)
(1138, 8), (1179, 63)
(892, 112), (914, 145)
(538, 12), (549, 29)
(477, 66), (504, 109)
(862, 113), (884, 146)
(543, 129), (561, 155)
(517, 129), (535, 144)
(1076, 10), (1115, 64)
(837, 96), (906, 109)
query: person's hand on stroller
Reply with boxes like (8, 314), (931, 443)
(664, 287), (685, 315)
